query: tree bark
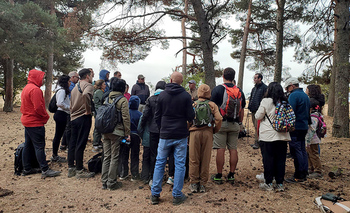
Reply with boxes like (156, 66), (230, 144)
(181, 0), (188, 76)
(273, 0), (285, 83)
(45, 3), (55, 108)
(332, 0), (350, 138)
(237, 0), (252, 89)
(190, 0), (215, 89)
(3, 58), (14, 112)
(328, 17), (337, 117)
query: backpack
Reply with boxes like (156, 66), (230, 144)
(14, 143), (40, 175)
(219, 84), (242, 120)
(88, 152), (103, 174)
(48, 93), (58, 113)
(265, 101), (296, 132)
(193, 100), (213, 127)
(311, 112), (327, 138)
(95, 95), (124, 134)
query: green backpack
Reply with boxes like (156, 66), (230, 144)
(194, 100), (213, 127)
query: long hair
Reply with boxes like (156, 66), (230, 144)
(265, 82), (288, 106)
(58, 75), (70, 95)
(94, 79), (104, 90)
(307, 84), (325, 110)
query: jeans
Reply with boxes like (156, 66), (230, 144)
(289, 130), (308, 179)
(52, 110), (69, 156)
(120, 133), (141, 177)
(151, 138), (187, 198)
(23, 127), (49, 172)
(68, 115), (92, 170)
(101, 133), (121, 188)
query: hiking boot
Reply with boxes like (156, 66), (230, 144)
(22, 168), (41, 176)
(227, 172), (235, 184)
(308, 172), (323, 179)
(275, 184), (285, 192)
(166, 176), (174, 185)
(119, 174), (129, 180)
(189, 183), (199, 193)
(108, 182), (122, 191)
(199, 185), (206, 193)
(259, 183), (273, 191)
(151, 195), (160, 205)
(67, 167), (76, 178)
(92, 146), (101, 153)
(76, 169), (95, 179)
(131, 174), (140, 182)
(173, 195), (187, 206)
(41, 169), (61, 178)
(51, 155), (67, 163)
(59, 145), (67, 151)
(285, 177), (306, 183)
(211, 174), (223, 185)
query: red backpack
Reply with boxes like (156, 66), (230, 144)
(219, 84), (242, 120)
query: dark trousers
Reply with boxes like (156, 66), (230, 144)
(260, 141), (287, 184)
(61, 116), (71, 147)
(92, 126), (102, 147)
(120, 133), (141, 177)
(52, 111), (69, 156)
(141, 146), (151, 181)
(68, 115), (92, 170)
(150, 132), (160, 179)
(23, 126), (49, 172)
(289, 130), (308, 179)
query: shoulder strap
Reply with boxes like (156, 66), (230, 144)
(77, 82), (83, 93)
(112, 95), (124, 105)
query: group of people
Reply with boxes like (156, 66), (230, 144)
(19, 66), (325, 205)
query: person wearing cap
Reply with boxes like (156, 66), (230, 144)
(131, 74), (150, 112)
(188, 80), (198, 101)
(248, 73), (267, 149)
(99, 69), (110, 93)
(284, 77), (310, 183)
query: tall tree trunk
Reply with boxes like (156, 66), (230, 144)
(237, 0), (252, 89)
(328, 18), (337, 117)
(3, 58), (14, 112)
(190, 0), (215, 89)
(181, 0), (188, 76)
(273, 0), (285, 83)
(333, 0), (350, 137)
(45, 3), (55, 107)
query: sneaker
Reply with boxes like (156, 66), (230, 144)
(67, 167), (76, 178)
(256, 173), (265, 182)
(22, 168), (41, 176)
(308, 172), (323, 179)
(51, 155), (67, 163)
(166, 177), (174, 185)
(285, 177), (307, 183)
(131, 174), (140, 182)
(59, 145), (67, 151)
(173, 195), (187, 206)
(251, 143), (259, 149)
(41, 169), (61, 178)
(199, 185), (206, 193)
(92, 146), (101, 153)
(275, 184), (285, 192)
(259, 183), (273, 191)
(227, 172), (235, 184)
(108, 182), (122, 191)
(189, 183), (199, 193)
(211, 174), (223, 185)
(151, 195), (160, 205)
(149, 179), (153, 188)
(75, 169), (95, 179)
(119, 174), (129, 180)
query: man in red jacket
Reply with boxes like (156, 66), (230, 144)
(20, 69), (61, 178)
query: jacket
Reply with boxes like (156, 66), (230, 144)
(138, 115), (150, 147)
(70, 80), (94, 121)
(248, 82), (267, 113)
(99, 69), (110, 93)
(305, 112), (321, 145)
(108, 91), (131, 137)
(93, 89), (104, 110)
(155, 83), (195, 139)
(55, 86), (70, 114)
(189, 84), (222, 133)
(255, 98), (291, 142)
(188, 88), (198, 101)
(131, 82), (150, 105)
(288, 88), (310, 130)
(140, 89), (163, 133)
(20, 69), (50, 127)
(129, 95), (142, 134)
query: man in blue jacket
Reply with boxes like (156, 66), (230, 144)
(151, 72), (195, 206)
(284, 77), (310, 183)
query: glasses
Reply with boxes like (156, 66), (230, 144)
(73, 76), (79, 79)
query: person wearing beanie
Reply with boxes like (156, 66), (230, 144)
(188, 84), (222, 193)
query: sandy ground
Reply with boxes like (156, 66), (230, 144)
(0, 106), (349, 212)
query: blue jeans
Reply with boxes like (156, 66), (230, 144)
(289, 130), (308, 179)
(151, 138), (187, 198)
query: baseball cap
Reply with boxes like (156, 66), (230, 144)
(188, 80), (196, 84)
(284, 77), (299, 88)
(138, 74), (145, 79)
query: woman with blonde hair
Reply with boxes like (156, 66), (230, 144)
(92, 79), (106, 152)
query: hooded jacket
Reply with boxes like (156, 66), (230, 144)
(99, 69), (110, 93)
(129, 95), (142, 134)
(155, 83), (195, 139)
(189, 84), (222, 133)
(20, 69), (50, 127)
(140, 88), (163, 133)
(131, 81), (150, 105)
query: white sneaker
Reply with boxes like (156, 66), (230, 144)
(256, 173), (265, 182)
(149, 179), (153, 188)
(259, 183), (273, 191)
(167, 177), (174, 185)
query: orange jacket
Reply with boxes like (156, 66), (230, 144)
(20, 69), (49, 127)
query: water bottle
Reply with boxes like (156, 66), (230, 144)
(121, 138), (130, 145)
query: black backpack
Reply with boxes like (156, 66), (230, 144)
(88, 152), (103, 174)
(95, 95), (123, 134)
(48, 93), (58, 113)
(14, 143), (40, 175)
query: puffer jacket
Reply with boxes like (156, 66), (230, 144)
(107, 91), (130, 137)
(140, 89), (163, 133)
(248, 82), (267, 113)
